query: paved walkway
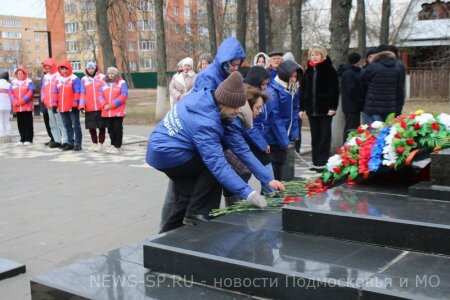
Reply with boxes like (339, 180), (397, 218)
(0, 118), (317, 299)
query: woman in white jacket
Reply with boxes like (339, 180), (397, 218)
(169, 57), (196, 108)
(0, 72), (12, 142)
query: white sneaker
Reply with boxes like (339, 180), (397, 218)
(107, 146), (121, 154)
(96, 143), (103, 152)
(16, 141), (24, 146)
(23, 141), (31, 146)
(89, 144), (98, 152)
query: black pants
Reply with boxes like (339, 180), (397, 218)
(269, 145), (287, 180)
(43, 111), (54, 141)
(106, 117), (123, 148)
(343, 112), (361, 143)
(309, 115), (332, 167)
(16, 111), (34, 143)
(160, 156), (222, 233)
(294, 118), (302, 153)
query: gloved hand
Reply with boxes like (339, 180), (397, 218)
(52, 107), (57, 113)
(80, 108), (85, 114)
(246, 191), (267, 208)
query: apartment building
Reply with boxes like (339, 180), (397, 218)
(0, 15), (48, 79)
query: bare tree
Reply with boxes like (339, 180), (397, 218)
(94, 0), (116, 69)
(329, 0), (352, 152)
(236, 0), (247, 51)
(380, 0), (391, 44)
(290, 0), (303, 62)
(155, 0), (167, 121)
(206, 0), (218, 56)
(356, 0), (366, 57)
(264, 0), (273, 51)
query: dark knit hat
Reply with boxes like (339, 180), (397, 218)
(366, 48), (376, 59)
(245, 66), (270, 89)
(268, 49), (284, 57)
(375, 44), (389, 54)
(348, 52), (362, 64)
(277, 60), (303, 83)
(214, 72), (247, 108)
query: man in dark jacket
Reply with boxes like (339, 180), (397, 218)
(338, 52), (364, 143)
(361, 45), (403, 125)
(387, 45), (406, 116)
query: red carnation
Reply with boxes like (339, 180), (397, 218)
(337, 148), (344, 154)
(409, 114), (416, 120)
(356, 127), (364, 134)
(396, 147), (405, 154)
(406, 138), (415, 146)
(333, 167), (342, 174)
(350, 159), (358, 165)
(395, 133), (402, 139)
(431, 122), (440, 131)
(400, 121), (408, 130)
(414, 123), (421, 130)
(355, 138), (363, 146)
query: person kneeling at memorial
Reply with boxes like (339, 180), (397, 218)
(146, 72), (284, 233)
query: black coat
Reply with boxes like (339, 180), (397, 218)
(361, 51), (402, 115)
(300, 57), (339, 116)
(337, 64), (364, 113)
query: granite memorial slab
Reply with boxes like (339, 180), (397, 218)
(409, 181), (450, 202)
(0, 258), (26, 280)
(282, 187), (450, 255)
(431, 148), (450, 187)
(143, 220), (410, 299)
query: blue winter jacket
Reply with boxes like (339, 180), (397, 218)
(223, 116), (272, 185)
(192, 37), (246, 92)
(146, 89), (254, 199)
(263, 80), (300, 148)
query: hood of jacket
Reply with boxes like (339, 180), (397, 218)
(253, 52), (270, 68)
(43, 58), (57, 74)
(14, 66), (28, 80)
(277, 60), (303, 83)
(337, 63), (361, 77)
(58, 60), (73, 77)
(371, 51), (396, 67)
(212, 37), (246, 77)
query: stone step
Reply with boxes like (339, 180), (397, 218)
(282, 186), (450, 255)
(143, 215), (450, 299)
(30, 240), (254, 300)
(409, 181), (450, 202)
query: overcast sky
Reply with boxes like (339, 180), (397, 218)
(0, 0), (45, 18)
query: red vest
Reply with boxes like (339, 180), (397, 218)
(10, 78), (34, 113)
(100, 79), (128, 118)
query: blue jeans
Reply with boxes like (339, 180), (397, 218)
(61, 110), (82, 146)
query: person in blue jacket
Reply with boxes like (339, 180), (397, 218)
(147, 72), (284, 233)
(264, 60), (302, 180)
(192, 37), (246, 92)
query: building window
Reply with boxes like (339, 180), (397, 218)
(184, 6), (190, 17)
(185, 24), (192, 35)
(71, 60), (81, 71)
(34, 23), (39, 29)
(35, 45), (40, 52)
(199, 26), (208, 36)
(129, 41), (136, 51)
(35, 57), (41, 64)
(128, 21), (135, 31)
(65, 22), (78, 33)
(82, 20), (96, 31)
(137, 20), (155, 31)
(64, 3), (77, 12)
(129, 61), (137, 71)
(81, 0), (96, 11)
(228, 0), (236, 5)
(174, 5), (179, 16)
(26, 39), (30, 44)
(3, 42), (21, 50)
(174, 24), (180, 34)
(137, 0), (154, 12)
(1, 19), (20, 27)
(84, 39), (95, 51)
(139, 58), (152, 69)
(127, 3), (133, 12)
(138, 39), (156, 51)
(1, 32), (22, 39)
(34, 33), (40, 41)
(66, 41), (79, 53)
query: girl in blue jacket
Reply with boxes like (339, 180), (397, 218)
(264, 60), (302, 180)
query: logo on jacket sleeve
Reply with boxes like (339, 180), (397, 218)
(163, 105), (183, 136)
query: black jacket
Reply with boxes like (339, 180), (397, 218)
(300, 57), (339, 116)
(337, 64), (364, 113)
(361, 51), (402, 115)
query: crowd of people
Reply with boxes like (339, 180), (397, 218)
(0, 59), (128, 153)
(147, 37), (406, 233)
